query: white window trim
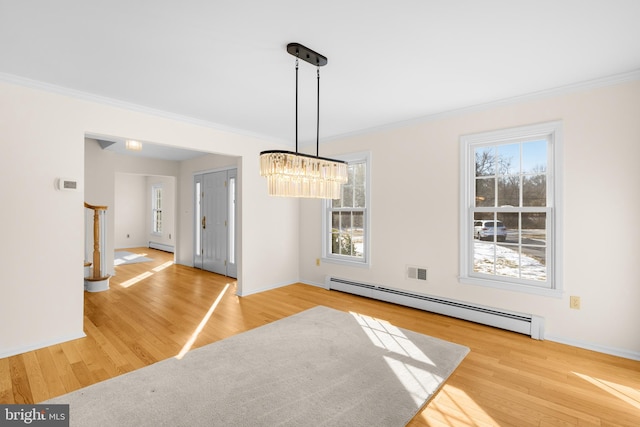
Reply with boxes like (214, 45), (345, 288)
(459, 121), (564, 297)
(151, 183), (163, 236)
(322, 151), (371, 268)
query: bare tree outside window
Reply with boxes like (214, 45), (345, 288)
(461, 122), (562, 294)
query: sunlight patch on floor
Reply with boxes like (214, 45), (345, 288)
(351, 311), (442, 408)
(350, 312), (435, 365)
(383, 355), (440, 406)
(573, 371), (640, 410)
(175, 283), (230, 360)
(119, 271), (153, 288)
(116, 260), (173, 288)
(418, 386), (498, 426)
(152, 261), (174, 272)
(350, 311), (491, 425)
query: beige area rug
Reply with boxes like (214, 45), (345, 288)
(46, 306), (469, 426)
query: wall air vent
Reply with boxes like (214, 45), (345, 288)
(407, 265), (427, 281)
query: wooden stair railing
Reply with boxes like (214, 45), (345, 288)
(84, 202), (110, 281)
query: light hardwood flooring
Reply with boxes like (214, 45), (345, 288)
(1, 247), (639, 426)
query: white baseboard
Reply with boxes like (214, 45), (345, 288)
(546, 335), (640, 361)
(300, 280), (328, 290)
(0, 331), (86, 359)
(148, 241), (174, 253)
(236, 280), (294, 297)
(240, 281), (640, 361)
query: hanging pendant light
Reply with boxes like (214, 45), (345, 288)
(259, 43), (348, 199)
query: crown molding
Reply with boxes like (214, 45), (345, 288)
(323, 69), (640, 143)
(0, 71), (285, 145)
(3, 69), (639, 147)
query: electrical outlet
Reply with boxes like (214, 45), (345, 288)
(316, 258), (320, 266)
(570, 296), (581, 310)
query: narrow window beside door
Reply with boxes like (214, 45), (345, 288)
(152, 184), (163, 235)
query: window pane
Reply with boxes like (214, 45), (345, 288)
(155, 211), (162, 233)
(352, 211), (364, 257)
(343, 184), (354, 208)
(522, 213), (546, 246)
(521, 252), (547, 282)
(497, 176), (520, 207)
(326, 157), (368, 262)
(195, 182), (201, 255)
(520, 247), (546, 281)
(330, 211), (342, 255)
(354, 185), (365, 208)
(340, 212), (352, 230)
(333, 212), (353, 256)
(331, 211), (340, 230)
(494, 249), (520, 279)
(331, 230), (340, 254)
(475, 147), (495, 176)
(339, 220), (352, 254)
(496, 143), (520, 175)
(475, 178), (495, 207)
(522, 139), (547, 175)
(497, 212), (517, 243)
(523, 174), (546, 206)
(154, 188), (162, 209)
(354, 162), (366, 208)
(473, 241), (496, 275)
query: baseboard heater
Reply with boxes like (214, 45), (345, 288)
(326, 276), (544, 339)
(148, 241), (175, 253)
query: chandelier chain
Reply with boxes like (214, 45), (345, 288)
(316, 65), (320, 158)
(295, 57), (299, 154)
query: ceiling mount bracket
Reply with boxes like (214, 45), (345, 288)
(287, 43), (327, 67)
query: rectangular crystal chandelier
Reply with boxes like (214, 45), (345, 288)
(260, 43), (347, 199)
(260, 150), (347, 198)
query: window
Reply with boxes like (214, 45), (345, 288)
(460, 121), (562, 296)
(323, 152), (370, 266)
(152, 184), (163, 235)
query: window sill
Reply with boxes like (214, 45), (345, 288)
(459, 276), (563, 298)
(322, 256), (370, 269)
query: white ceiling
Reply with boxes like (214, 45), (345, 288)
(2, 1), (640, 153)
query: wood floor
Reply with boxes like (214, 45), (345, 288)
(1, 247), (639, 426)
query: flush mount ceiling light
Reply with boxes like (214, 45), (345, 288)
(259, 43), (348, 199)
(125, 140), (142, 151)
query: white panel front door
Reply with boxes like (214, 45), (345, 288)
(194, 169), (237, 278)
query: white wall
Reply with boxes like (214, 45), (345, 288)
(300, 80), (640, 358)
(113, 173), (176, 250)
(85, 139), (180, 276)
(146, 175), (176, 250)
(0, 81), (299, 357)
(4, 74), (636, 360)
(114, 173), (147, 248)
(1, 84), (86, 356)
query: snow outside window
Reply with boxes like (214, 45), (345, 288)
(459, 122), (563, 297)
(322, 152), (371, 267)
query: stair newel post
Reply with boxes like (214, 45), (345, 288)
(92, 207), (102, 278)
(84, 202), (110, 291)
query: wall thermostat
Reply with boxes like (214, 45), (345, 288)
(56, 178), (79, 191)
